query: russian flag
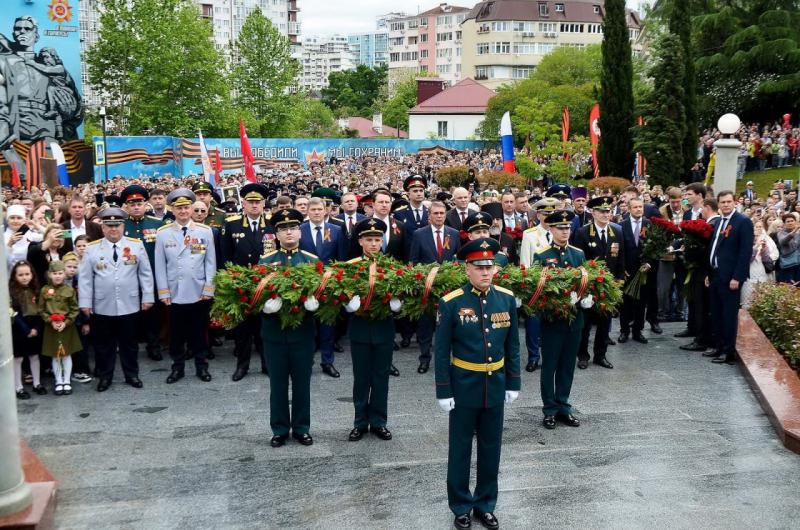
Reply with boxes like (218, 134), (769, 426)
(49, 142), (70, 186)
(198, 130), (215, 188)
(500, 111), (515, 173)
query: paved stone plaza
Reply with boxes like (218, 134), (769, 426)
(16, 322), (800, 529)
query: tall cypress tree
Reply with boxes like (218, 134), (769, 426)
(598, 0), (635, 178)
(669, 0), (697, 177)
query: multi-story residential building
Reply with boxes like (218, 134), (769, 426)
(461, 0), (643, 88)
(348, 32), (389, 68)
(79, 0), (300, 109)
(298, 35), (356, 94)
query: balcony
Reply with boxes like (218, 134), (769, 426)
(288, 22), (301, 35)
(477, 26), (490, 34)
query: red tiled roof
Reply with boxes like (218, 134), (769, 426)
(408, 78), (496, 115)
(465, 0), (641, 27)
(346, 117), (408, 138)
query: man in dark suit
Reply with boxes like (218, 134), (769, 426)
(573, 196), (625, 369)
(336, 191), (366, 238)
(409, 200), (460, 373)
(704, 191), (753, 365)
(300, 197), (348, 377)
(394, 175), (429, 233)
(62, 195), (103, 252)
(221, 183), (275, 381)
(677, 183), (707, 343)
(618, 197), (655, 344)
(445, 187), (476, 231)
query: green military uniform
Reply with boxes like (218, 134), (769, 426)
(192, 181), (227, 229)
(123, 215), (163, 266)
(38, 282), (82, 358)
(434, 238), (521, 519)
(259, 209), (319, 440)
(534, 210), (586, 419)
(460, 212), (509, 267)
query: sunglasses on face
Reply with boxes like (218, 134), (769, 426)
(193, 209), (207, 213)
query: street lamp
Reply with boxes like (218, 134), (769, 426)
(713, 113), (742, 193)
(99, 106), (109, 182)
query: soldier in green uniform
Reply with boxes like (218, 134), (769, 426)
(259, 209), (319, 447)
(533, 210), (594, 430)
(461, 212), (509, 267)
(121, 185), (165, 361)
(192, 181), (227, 229)
(345, 218), (403, 443)
(434, 237), (521, 530)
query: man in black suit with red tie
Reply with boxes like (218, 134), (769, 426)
(409, 200), (461, 373)
(336, 192), (366, 238)
(618, 197), (655, 344)
(704, 191), (753, 365)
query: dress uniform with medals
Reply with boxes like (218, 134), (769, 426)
(221, 183), (275, 381)
(120, 185), (165, 361)
(78, 207), (155, 391)
(259, 209), (318, 448)
(192, 181), (227, 229)
(434, 237), (520, 530)
(346, 218), (398, 443)
(533, 210), (590, 430)
(154, 189), (217, 384)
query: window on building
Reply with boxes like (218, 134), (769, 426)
(555, 3), (564, 12)
(536, 42), (557, 54)
(408, 19), (419, 29)
(629, 29), (640, 40)
(594, 5), (601, 14)
(437, 64), (451, 74)
(437, 121), (448, 137)
(539, 3), (549, 16)
(456, 63), (461, 73)
(491, 21), (510, 31)
(492, 41), (511, 54)
(390, 52), (400, 61)
(436, 48), (452, 58)
(513, 66), (533, 79)
(420, 64), (429, 72)
(587, 24), (603, 34)
(475, 66), (489, 79)
(437, 32), (453, 42)
(560, 23), (584, 33)
(456, 30), (462, 40)
(437, 15), (453, 25)
(538, 22), (558, 33)
(456, 14), (466, 24)
(421, 33), (429, 42)
(513, 21), (534, 32)
(390, 22), (405, 31)
(390, 37), (404, 46)
(420, 49), (429, 58)
(512, 42), (535, 54)
(420, 17), (428, 27)
(456, 47), (462, 57)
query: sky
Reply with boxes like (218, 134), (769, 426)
(299, 0), (650, 37)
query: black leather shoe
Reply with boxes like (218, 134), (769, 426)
(417, 361), (430, 374)
(322, 364), (341, 378)
(270, 435), (288, 448)
(197, 369), (212, 382)
(232, 368), (248, 381)
(16, 390), (30, 400)
(650, 323), (663, 334)
(473, 510), (499, 530)
(674, 329), (694, 338)
(525, 360), (539, 372)
(333, 341), (344, 353)
(370, 426), (392, 440)
(577, 359), (589, 370)
(389, 364), (400, 377)
(632, 332), (648, 344)
(147, 350), (163, 361)
(97, 378), (112, 392)
(212, 336), (224, 347)
(348, 427), (366, 441)
(125, 377), (143, 388)
(206, 351), (215, 360)
(454, 513), (472, 529)
(702, 350), (721, 358)
(400, 338), (412, 348)
(593, 358), (614, 369)
(292, 432), (313, 446)
(712, 355), (736, 365)
(543, 415), (557, 429)
(605, 337), (616, 346)
(556, 413), (580, 427)
(680, 341), (708, 352)
(166, 370), (184, 384)
(32, 385), (47, 395)
(617, 332), (629, 344)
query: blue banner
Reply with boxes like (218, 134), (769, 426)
(94, 136), (494, 181)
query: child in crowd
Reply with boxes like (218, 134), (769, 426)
(63, 251), (92, 383)
(38, 260), (81, 395)
(73, 234), (88, 259)
(9, 261), (46, 399)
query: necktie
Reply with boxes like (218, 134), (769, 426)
(710, 217), (729, 268)
(348, 216), (354, 233)
(112, 244), (118, 262)
(546, 231), (552, 244)
(633, 220), (640, 246)
(251, 221), (258, 232)
(600, 229), (607, 247)
(181, 226), (188, 245)
(315, 226), (322, 255)
(414, 209), (420, 223)
(435, 229), (443, 261)
(460, 211), (466, 224)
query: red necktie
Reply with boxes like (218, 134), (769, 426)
(436, 229), (443, 260)
(348, 216), (354, 233)
(460, 211), (466, 224)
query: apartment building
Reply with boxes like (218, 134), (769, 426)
(298, 35), (356, 94)
(461, 0), (642, 88)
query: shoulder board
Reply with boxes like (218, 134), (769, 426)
(193, 222), (211, 230)
(262, 250), (278, 258)
(537, 245), (553, 253)
(567, 244), (583, 252)
(87, 239), (101, 246)
(442, 288), (464, 303)
(125, 236), (142, 243)
(301, 250), (318, 258)
(146, 216), (161, 221)
(226, 215), (242, 222)
(346, 257), (362, 264)
(494, 285), (514, 297)
(523, 227), (535, 234)
(157, 224), (172, 232)
(214, 207), (225, 214)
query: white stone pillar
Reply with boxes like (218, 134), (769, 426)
(713, 113), (743, 194)
(0, 207), (33, 517)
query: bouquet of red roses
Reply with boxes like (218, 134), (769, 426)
(504, 226), (524, 241)
(680, 219), (714, 299)
(624, 216), (681, 299)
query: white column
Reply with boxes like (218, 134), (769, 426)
(712, 137), (743, 194)
(0, 210), (33, 517)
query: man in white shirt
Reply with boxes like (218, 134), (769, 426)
(445, 187), (474, 231)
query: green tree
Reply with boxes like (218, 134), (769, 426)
(669, 0), (698, 176)
(598, 0), (635, 178)
(284, 96), (342, 138)
(381, 77), (417, 132)
(633, 34), (686, 186)
(87, 0), (234, 136)
(231, 8), (298, 137)
(531, 44), (602, 87)
(321, 65), (388, 116)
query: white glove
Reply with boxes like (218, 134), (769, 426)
(262, 297), (282, 314)
(303, 296), (320, 312)
(389, 298), (402, 313)
(569, 291), (579, 305)
(438, 398), (455, 412)
(580, 295), (594, 309)
(514, 297), (522, 309)
(345, 295), (361, 313)
(505, 391), (519, 405)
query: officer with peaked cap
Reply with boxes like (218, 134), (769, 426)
(259, 209), (319, 448)
(79, 207), (154, 392)
(461, 212), (509, 267)
(395, 175), (428, 232)
(192, 181), (226, 228)
(435, 237), (520, 530)
(480, 202), (518, 265)
(155, 188), (217, 384)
